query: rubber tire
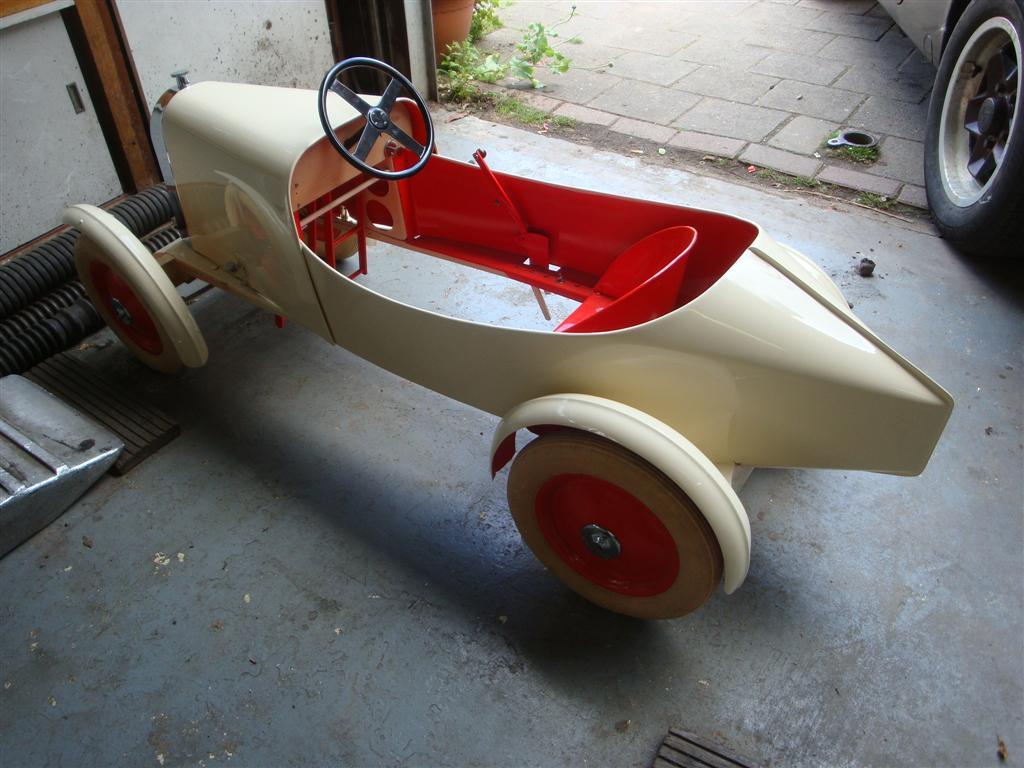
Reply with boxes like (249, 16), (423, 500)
(76, 234), (206, 374)
(507, 431), (723, 619)
(924, 0), (1024, 257)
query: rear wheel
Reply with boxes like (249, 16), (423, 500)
(507, 431), (722, 619)
(925, 0), (1023, 257)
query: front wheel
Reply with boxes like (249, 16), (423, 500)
(924, 0), (1023, 257)
(507, 431), (723, 619)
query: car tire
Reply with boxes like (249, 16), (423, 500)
(924, 0), (1023, 257)
(506, 430), (722, 619)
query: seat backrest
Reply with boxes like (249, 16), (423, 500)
(561, 225), (697, 333)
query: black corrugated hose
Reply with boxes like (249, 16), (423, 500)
(0, 185), (185, 376)
(0, 184), (182, 317)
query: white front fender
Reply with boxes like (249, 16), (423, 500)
(490, 394), (751, 594)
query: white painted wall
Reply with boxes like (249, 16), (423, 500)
(116, 0), (336, 108)
(0, 10), (122, 254)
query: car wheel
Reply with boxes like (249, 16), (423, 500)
(75, 225), (207, 373)
(506, 430), (722, 619)
(925, 0), (1023, 257)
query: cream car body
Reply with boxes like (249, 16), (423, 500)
(64, 70), (953, 610)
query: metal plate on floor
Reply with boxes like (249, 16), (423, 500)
(654, 728), (763, 768)
(0, 375), (122, 557)
(26, 353), (179, 475)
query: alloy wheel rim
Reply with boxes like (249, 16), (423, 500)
(939, 17), (1021, 206)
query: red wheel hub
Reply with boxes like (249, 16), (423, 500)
(535, 473), (679, 596)
(89, 262), (163, 355)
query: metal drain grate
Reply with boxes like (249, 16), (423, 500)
(654, 728), (762, 768)
(25, 354), (179, 475)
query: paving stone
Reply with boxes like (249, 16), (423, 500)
(740, 143), (822, 177)
(833, 63), (932, 103)
(799, 0), (877, 12)
(750, 51), (850, 86)
(589, 79), (701, 124)
(666, 13), (763, 41)
(757, 79), (864, 121)
(609, 117), (678, 144)
(740, 24), (837, 55)
(740, 2), (825, 27)
(553, 102), (618, 126)
(560, 43), (627, 71)
(817, 34), (912, 67)
(673, 65), (779, 104)
(817, 164), (901, 196)
(517, 91), (563, 113)
(897, 184), (929, 209)
(865, 135), (925, 186)
(673, 97), (790, 142)
(866, 2), (892, 18)
(668, 130), (747, 157)
(805, 11), (893, 41)
(605, 50), (700, 86)
(848, 94), (928, 140)
(768, 115), (837, 154)
(540, 68), (619, 105)
(578, 18), (698, 56)
(899, 49), (937, 80)
(677, 37), (773, 70)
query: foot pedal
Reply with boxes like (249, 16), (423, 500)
(25, 353), (179, 475)
(0, 376), (122, 557)
(654, 728), (763, 768)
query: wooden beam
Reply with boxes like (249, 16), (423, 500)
(0, 0), (56, 18)
(64, 0), (159, 192)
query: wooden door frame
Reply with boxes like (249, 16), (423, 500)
(60, 0), (160, 193)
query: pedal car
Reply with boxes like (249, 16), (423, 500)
(63, 58), (953, 618)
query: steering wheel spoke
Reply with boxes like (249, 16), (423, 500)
(383, 123), (424, 155)
(377, 78), (403, 115)
(352, 125), (382, 161)
(328, 81), (373, 117)
(318, 57), (435, 180)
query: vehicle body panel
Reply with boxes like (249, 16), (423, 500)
(160, 81), (952, 478)
(879, 0), (956, 64)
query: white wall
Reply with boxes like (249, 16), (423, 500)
(116, 0), (336, 108)
(0, 10), (123, 254)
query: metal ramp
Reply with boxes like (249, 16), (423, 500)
(0, 375), (122, 557)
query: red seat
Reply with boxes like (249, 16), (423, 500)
(555, 225), (698, 333)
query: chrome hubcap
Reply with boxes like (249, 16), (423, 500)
(110, 297), (133, 325)
(581, 524), (621, 560)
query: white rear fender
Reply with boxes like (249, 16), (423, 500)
(490, 394), (751, 594)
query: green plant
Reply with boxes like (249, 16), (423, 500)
(492, 95), (576, 129)
(756, 169), (821, 188)
(440, 40), (505, 83)
(469, 0), (504, 43)
(438, 4), (578, 96)
(855, 192), (896, 209)
(824, 130), (880, 164)
(508, 19), (573, 89)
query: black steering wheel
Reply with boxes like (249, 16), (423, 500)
(317, 57), (434, 181)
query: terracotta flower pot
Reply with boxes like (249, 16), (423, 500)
(432, 0), (474, 63)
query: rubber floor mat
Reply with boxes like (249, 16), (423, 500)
(26, 353), (179, 475)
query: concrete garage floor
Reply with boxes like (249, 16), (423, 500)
(2, 117), (1021, 767)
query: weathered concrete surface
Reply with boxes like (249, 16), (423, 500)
(1, 118), (1020, 767)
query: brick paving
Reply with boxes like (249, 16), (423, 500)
(480, 0), (935, 208)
